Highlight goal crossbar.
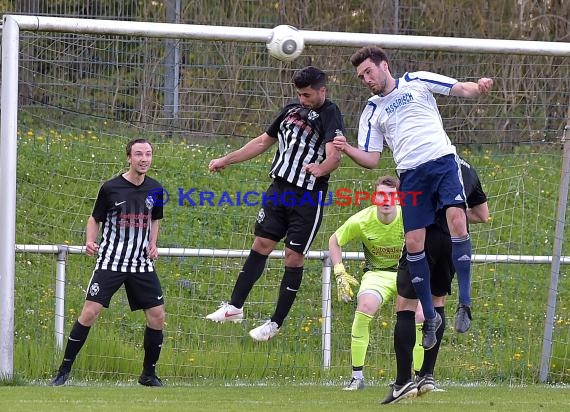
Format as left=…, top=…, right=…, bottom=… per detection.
left=3, top=15, right=570, bottom=55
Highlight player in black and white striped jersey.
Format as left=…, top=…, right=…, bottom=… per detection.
left=94, top=174, right=162, bottom=273
left=50, top=138, right=166, bottom=387
left=206, top=66, right=345, bottom=341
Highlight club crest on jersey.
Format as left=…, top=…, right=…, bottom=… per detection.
left=89, top=282, right=100, bottom=296
left=145, top=196, right=153, bottom=210
left=256, top=208, right=265, bottom=223
left=307, top=110, right=319, bottom=121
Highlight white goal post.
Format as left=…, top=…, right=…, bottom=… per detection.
left=2, top=15, right=570, bottom=382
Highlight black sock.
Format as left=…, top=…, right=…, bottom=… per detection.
left=143, top=326, right=163, bottom=376
left=60, top=320, right=90, bottom=372
left=420, top=306, right=445, bottom=376
left=270, top=266, right=303, bottom=327
left=230, top=249, right=268, bottom=308
left=394, top=310, right=415, bottom=385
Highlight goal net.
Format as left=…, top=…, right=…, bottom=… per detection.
left=2, top=16, right=570, bottom=385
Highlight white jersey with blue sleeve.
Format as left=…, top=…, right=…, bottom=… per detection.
left=357, top=71, right=459, bottom=171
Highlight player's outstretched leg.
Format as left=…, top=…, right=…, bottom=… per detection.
left=50, top=320, right=91, bottom=386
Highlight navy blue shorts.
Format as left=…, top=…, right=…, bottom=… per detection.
left=399, top=154, right=466, bottom=233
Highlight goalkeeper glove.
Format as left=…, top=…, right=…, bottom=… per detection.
left=334, top=263, right=359, bottom=303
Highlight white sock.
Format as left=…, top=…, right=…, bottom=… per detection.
left=352, top=370, right=364, bottom=379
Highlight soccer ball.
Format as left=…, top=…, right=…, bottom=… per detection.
left=266, top=25, right=304, bottom=62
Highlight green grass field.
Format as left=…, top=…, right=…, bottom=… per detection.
left=6, top=112, right=570, bottom=397
left=1, top=384, right=569, bottom=412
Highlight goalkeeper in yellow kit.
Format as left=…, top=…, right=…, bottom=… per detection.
left=329, top=175, right=415, bottom=390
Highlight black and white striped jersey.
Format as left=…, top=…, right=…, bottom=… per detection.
left=266, top=99, right=345, bottom=191
left=91, top=174, right=163, bottom=272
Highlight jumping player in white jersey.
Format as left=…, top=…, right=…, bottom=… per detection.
left=333, top=47, right=493, bottom=360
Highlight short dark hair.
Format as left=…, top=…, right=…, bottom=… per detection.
left=292, top=66, right=327, bottom=89
left=126, top=138, right=153, bottom=156
left=350, top=46, right=390, bottom=68
left=375, top=175, right=400, bottom=190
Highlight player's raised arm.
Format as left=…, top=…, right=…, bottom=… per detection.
left=208, top=132, right=276, bottom=172
left=450, top=78, right=493, bottom=98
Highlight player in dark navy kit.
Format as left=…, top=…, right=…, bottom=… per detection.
left=382, top=158, right=489, bottom=403
left=206, top=66, right=344, bottom=341
left=50, top=138, right=166, bottom=387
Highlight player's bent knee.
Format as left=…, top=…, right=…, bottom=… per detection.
left=284, top=249, right=304, bottom=266
left=145, top=305, right=166, bottom=328
left=396, top=296, right=419, bottom=312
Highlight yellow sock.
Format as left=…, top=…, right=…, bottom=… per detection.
left=413, top=322, right=424, bottom=373
left=351, top=311, right=373, bottom=368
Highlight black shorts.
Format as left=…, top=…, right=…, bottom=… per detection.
left=85, top=269, right=164, bottom=311
left=397, top=224, right=454, bottom=299
left=254, top=178, right=326, bottom=254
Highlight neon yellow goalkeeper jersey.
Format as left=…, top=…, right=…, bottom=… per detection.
left=334, top=205, right=404, bottom=271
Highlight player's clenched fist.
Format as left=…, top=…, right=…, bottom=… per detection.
left=477, top=78, right=493, bottom=94
left=332, top=135, right=348, bottom=152
left=85, top=241, right=99, bottom=256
